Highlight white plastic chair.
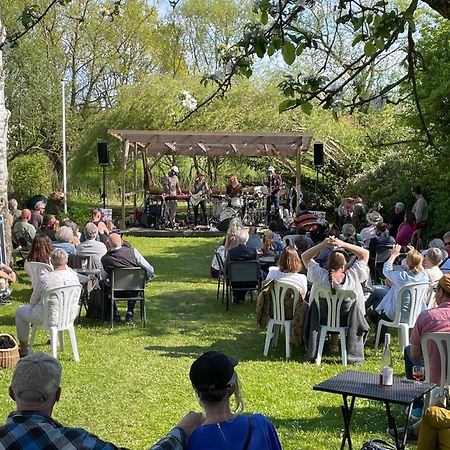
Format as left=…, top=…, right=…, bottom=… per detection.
left=313, top=288, right=357, bottom=366
left=29, top=284, right=82, bottom=362
left=421, top=332, right=450, bottom=407
left=374, top=282, right=430, bottom=351
left=25, top=261, right=53, bottom=288
left=263, top=280, right=301, bottom=359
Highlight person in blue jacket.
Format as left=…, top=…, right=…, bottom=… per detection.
left=186, top=351, right=282, bottom=450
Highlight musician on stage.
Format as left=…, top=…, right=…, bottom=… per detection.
left=267, top=165, right=282, bottom=221
left=162, top=165, right=182, bottom=226
left=191, top=172, right=210, bottom=226
left=226, top=175, right=242, bottom=201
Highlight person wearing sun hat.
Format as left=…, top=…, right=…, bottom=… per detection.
left=186, top=350, right=282, bottom=450
left=0, top=352, right=204, bottom=450
left=360, top=210, right=383, bottom=246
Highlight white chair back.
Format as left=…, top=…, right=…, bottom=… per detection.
left=313, top=288, right=356, bottom=332
left=391, top=282, right=430, bottom=328
left=263, top=279, right=302, bottom=359
left=29, top=284, right=82, bottom=362
left=374, top=282, right=431, bottom=351
left=270, top=280, right=301, bottom=322
left=25, top=261, right=53, bottom=288
left=421, top=332, right=450, bottom=387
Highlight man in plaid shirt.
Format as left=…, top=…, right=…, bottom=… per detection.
left=0, top=353, right=203, bottom=449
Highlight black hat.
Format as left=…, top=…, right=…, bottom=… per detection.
left=189, top=351, right=238, bottom=393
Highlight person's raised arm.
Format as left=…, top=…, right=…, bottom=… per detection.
left=335, top=238, right=370, bottom=264
left=301, top=237, right=332, bottom=268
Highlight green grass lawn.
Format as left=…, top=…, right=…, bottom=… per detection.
left=0, top=237, right=413, bottom=449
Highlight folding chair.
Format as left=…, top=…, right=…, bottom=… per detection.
left=29, top=284, right=82, bottom=362
left=370, top=245, right=394, bottom=284
left=25, top=261, right=53, bottom=288
left=110, top=268, right=147, bottom=329
left=225, top=260, right=261, bottom=311
left=215, top=251, right=226, bottom=304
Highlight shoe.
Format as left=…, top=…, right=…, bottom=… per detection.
left=125, top=312, right=134, bottom=325
left=113, top=314, right=121, bottom=323
left=387, top=425, right=418, bottom=443
left=0, top=298, right=11, bottom=306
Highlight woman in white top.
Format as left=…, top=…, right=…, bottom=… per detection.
left=265, top=247, right=307, bottom=299
left=301, top=236, right=370, bottom=352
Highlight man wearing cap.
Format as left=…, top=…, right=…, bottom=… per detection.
left=163, top=166, right=182, bottom=227
left=0, top=352, right=204, bottom=449
left=360, top=210, right=383, bottom=247
left=404, top=274, right=450, bottom=385
left=388, top=202, right=405, bottom=239
left=266, top=166, right=282, bottom=222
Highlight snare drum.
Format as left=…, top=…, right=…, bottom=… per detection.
left=230, top=197, right=243, bottom=208
left=219, top=207, right=237, bottom=222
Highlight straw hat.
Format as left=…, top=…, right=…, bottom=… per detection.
left=366, top=210, right=383, bottom=225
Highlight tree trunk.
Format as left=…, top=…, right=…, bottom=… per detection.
left=0, top=21, right=12, bottom=264
left=422, top=0, right=450, bottom=19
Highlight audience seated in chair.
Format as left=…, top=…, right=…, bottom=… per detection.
left=387, top=202, right=405, bottom=239
left=0, top=262, right=16, bottom=305
left=30, top=201, right=46, bottom=230
left=339, top=223, right=364, bottom=247
left=15, top=249, right=81, bottom=357
left=0, top=352, right=203, bottom=450
left=368, top=222, right=395, bottom=258
left=224, top=228, right=257, bottom=304
left=101, top=233, right=154, bottom=324
left=396, top=211, right=416, bottom=248
left=366, top=245, right=430, bottom=344
left=301, top=236, right=370, bottom=363
left=424, top=248, right=445, bottom=286
left=12, top=209, right=36, bottom=250
left=185, top=351, right=282, bottom=450
left=52, top=226, right=76, bottom=256
left=76, top=222, right=107, bottom=270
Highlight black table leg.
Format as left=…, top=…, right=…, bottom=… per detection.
left=340, top=394, right=355, bottom=450
left=385, top=401, right=412, bottom=450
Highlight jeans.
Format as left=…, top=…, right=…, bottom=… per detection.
left=267, top=194, right=280, bottom=220
left=365, top=284, right=389, bottom=311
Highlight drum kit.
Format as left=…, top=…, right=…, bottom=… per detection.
left=210, top=185, right=268, bottom=229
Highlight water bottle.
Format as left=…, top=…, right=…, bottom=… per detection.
left=380, top=333, right=393, bottom=386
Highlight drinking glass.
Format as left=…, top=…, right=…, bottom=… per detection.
left=412, top=366, right=425, bottom=382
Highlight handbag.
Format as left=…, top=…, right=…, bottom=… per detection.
left=360, top=439, right=396, bottom=450
left=242, top=415, right=253, bottom=450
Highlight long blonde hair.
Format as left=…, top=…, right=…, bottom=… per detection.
left=405, top=245, right=423, bottom=274
left=327, top=251, right=347, bottom=294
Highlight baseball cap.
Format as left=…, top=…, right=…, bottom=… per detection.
left=267, top=166, right=275, bottom=172
left=11, top=352, right=62, bottom=403
left=171, top=165, right=179, bottom=173
left=189, top=351, right=238, bottom=392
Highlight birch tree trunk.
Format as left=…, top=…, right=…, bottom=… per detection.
left=0, top=20, right=12, bottom=264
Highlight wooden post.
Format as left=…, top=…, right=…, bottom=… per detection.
left=295, top=144, right=301, bottom=213
left=121, top=140, right=130, bottom=230
left=133, top=144, right=137, bottom=210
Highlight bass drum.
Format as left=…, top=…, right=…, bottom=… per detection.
left=212, top=197, right=228, bottom=219
left=218, top=207, right=237, bottom=232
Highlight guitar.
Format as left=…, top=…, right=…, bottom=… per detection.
left=190, top=190, right=206, bottom=206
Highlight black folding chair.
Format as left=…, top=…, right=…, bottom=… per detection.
left=370, top=245, right=394, bottom=284
left=226, top=260, right=261, bottom=311
left=215, top=251, right=226, bottom=304
left=110, top=268, right=147, bottom=329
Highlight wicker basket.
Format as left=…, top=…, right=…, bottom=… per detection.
left=0, top=334, right=20, bottom=369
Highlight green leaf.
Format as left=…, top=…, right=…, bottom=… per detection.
left=375, top=38, right=385, bottom=49
left=272, top=36, right=283, bottom=50
left=278, top=99, right=296, bottom=113
left=267, top=44, right=275, bottom=57
left=300, top=101, right=313, bottom=115
left=281, top=41, right=296, bottom=65
left=364, top=41, right=376, bottom=57
left=254, top=37, right=266, bottom=58
left=352, top=34, right=364, bottom=46
left=261, top=10, right=268, bottom=25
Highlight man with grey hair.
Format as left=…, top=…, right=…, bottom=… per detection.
left=388, top=201, right=405, bottom=238
left=15, top=249, right=81, bottom=357
left=31, top=201, right=46, bottom=230
left=225, top=228, right=258, bottom=303
left=0, top=352, right=204, bottom=449
left=52, top=226, right=76, bottom=256
left=77, top=222, right=107, bottom=269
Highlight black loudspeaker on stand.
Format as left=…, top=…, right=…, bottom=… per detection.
left=313, top=142, right=324, bottom=166
left=97, top=141, right=109, bottom=208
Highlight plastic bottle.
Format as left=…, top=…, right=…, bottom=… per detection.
left=380, top=333, right=393, bottom=386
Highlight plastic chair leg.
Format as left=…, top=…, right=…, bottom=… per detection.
left=141, top=299, right=147, bottom=327
left=263, top=320, right=274, bottom=356
left=216, top=278, right=220, bottom=299
left=399, top=324, right=409, bottom=350
left=273, top=324, right=280, bottom=347
left=374, top=321, right=383, bottom=351
left=29, top=326, right=36, bottom=354
left=340, top=329, right=347, bottom=366
left=68, top=325, right=80, bottom=363
left=316, top=327, right=326, bottom=365
left=285, top=323, right=291, bottom=359
left=50, top=328, right=58, bottom=359
left=59, top=330, right=64, bottom=351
